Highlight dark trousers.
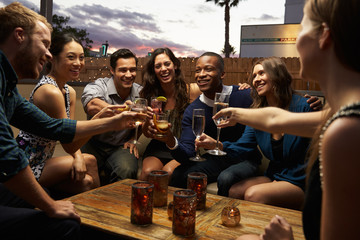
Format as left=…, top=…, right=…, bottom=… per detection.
left=0, top=184, right=81, bottom=240
left=169, top=153, right=258, bottom=191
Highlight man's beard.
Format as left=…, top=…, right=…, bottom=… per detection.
left=13, top=38, right=40, bottom=80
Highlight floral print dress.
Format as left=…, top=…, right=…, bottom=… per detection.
left=16, top=76, right=70, bottom=180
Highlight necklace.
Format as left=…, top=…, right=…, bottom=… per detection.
left=318, top=101, right=360, bottom=188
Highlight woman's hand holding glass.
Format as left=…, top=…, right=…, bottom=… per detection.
left=212, top=107, right=240, bottom=128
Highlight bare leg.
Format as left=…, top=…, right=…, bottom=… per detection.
left=139, top=156, right=164, bottom=180
left=162, top=159, right=180, bottom=178
left=244, top=181, right=304, bottom=210
left=229, top=176, right=271, bottom=199
left=39, top=153, right=100, bottom=194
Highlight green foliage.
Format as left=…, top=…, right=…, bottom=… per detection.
left=52, top=14, right=93, bottom=56
left=221, top=44, right=237, bottom=56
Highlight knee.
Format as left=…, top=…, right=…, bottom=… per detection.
left=80, top=175, right=98, bottom=191
left=244, top=186, right=268, bottom=204
left=228, top=184, right=246, bottom=199
left=84, top=154, right=98, bottom=171
left=139, top=167, right=153, bottom=181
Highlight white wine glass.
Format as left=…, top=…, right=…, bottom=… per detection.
left=189, top=108, right=206, bottom=162
left=129, top=98, right=148, bottom=144
left=207, top=93, right=230, bottom=156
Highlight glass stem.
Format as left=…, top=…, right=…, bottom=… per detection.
left=134, top=124, right=139, bottom=143
left=216, top=127, right=221, bottom=151
left=195, top=136, right=201, bottom=158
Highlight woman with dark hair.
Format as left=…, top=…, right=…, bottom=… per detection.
left=139, top=47, right=189, bottom=180
left=198, top=57, right=312, bottom=209
left=16, top=32, right=100, bottom=195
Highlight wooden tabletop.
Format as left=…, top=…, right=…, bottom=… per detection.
left=67, top=179, right=305, bottom=240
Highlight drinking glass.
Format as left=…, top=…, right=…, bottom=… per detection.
left=148, top=170, right=169, bottom=207
left=207, top=93, right=230, bottom=156
left=153, top=112, right=169, bottom=138
left=129, top=98, right=148, bottom=144
left=189, top=108, right=206, bottom=161
left=187, top=172, right=207, bottom=210
left=130, top=181, right=154, bottom=225
left=151, top=97, right=165, bottom=114
left=172, top=190, right=197, bottom=237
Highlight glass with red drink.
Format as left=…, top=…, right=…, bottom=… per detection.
left=187, top=172, right=207, bottom=210
left=148, top=170, right=169, bottom=207
left=172, top=189, right=197, bottom=237
left=130, top=181, right=154, bottom=225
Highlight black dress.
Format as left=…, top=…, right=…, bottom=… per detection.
left=302, top=102, right=360, bottom=240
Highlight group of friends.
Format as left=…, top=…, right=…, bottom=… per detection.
left=0, top=0, right=359, bottom=239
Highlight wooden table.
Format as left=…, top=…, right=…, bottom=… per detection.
left=67, top=179, right=305, bottom=239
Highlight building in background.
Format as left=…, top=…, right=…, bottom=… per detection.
left=239, top=0, right=304, bottom=58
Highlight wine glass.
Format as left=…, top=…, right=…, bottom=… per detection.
left=189, top=108, right=206, bottom=162
left=207, top=93, right=230, bottom=156
left=129, top=98, right=148, bottom=144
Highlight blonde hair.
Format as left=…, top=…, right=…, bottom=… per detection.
left=0, top=2, right=52, bottom=44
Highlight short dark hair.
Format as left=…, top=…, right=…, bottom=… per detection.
left=199, top=52, right=224, bottom=73
left=110, top=48, right=138, bottom=70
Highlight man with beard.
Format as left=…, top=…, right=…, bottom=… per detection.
left=0, top=3, right=145, bottom=239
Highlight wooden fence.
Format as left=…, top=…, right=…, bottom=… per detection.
left=76, top=57, right=320, bottom=91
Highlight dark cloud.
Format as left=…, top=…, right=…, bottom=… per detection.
left=50, top=3, right=200, bottom=56
left=0, top=0, right=205, bottom=57
left=0, top=0, right=38, bottom=11
left=248, top=13, right=280, bottom=22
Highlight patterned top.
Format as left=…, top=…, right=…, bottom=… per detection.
left=16, top=76, right=71, bottom=180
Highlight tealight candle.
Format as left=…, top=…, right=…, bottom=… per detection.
left=221, top=206, right=241, bottom=227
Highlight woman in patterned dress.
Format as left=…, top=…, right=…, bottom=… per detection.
left=17, top=33, right=100, bottom=195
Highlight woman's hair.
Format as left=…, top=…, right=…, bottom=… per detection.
left=140, top=47, right=189, bottom=116
left=46, top=33, right=83, bottom=71
left=0, top=2, right=52, bottom=44
left=50, top=33, right=82, bottom=57
left=304, top=0, right=360, bottom=178
left=304, top=0, right=360, bottom=73
left=248, top=57, right=294, bottom=109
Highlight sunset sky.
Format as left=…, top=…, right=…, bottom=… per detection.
left=1, top=0, right=287, bottom=57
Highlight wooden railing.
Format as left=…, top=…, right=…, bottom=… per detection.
left=69, top=57, right=321, bottom=91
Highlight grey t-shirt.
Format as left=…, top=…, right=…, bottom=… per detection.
left=81, top=77, right=143, bottom=146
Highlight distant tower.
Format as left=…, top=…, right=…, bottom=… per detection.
left=40, top=0, right=53, bottom=24
left=284, top=0, right=304, bottom=24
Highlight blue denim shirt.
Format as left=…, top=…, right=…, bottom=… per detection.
left=0, top=51, right=76, bottom=182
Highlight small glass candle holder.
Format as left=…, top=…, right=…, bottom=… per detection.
left=167, top=201, right=174, bottom=220
left=148, top=170, right=169, bottom=207
left=130, top=181, right=154, bottom=225
left=221, top=206, right=241, bottom=227
left=187, top=172, right=207, bottom=210
left=172, top=190, right=197, bottom=237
